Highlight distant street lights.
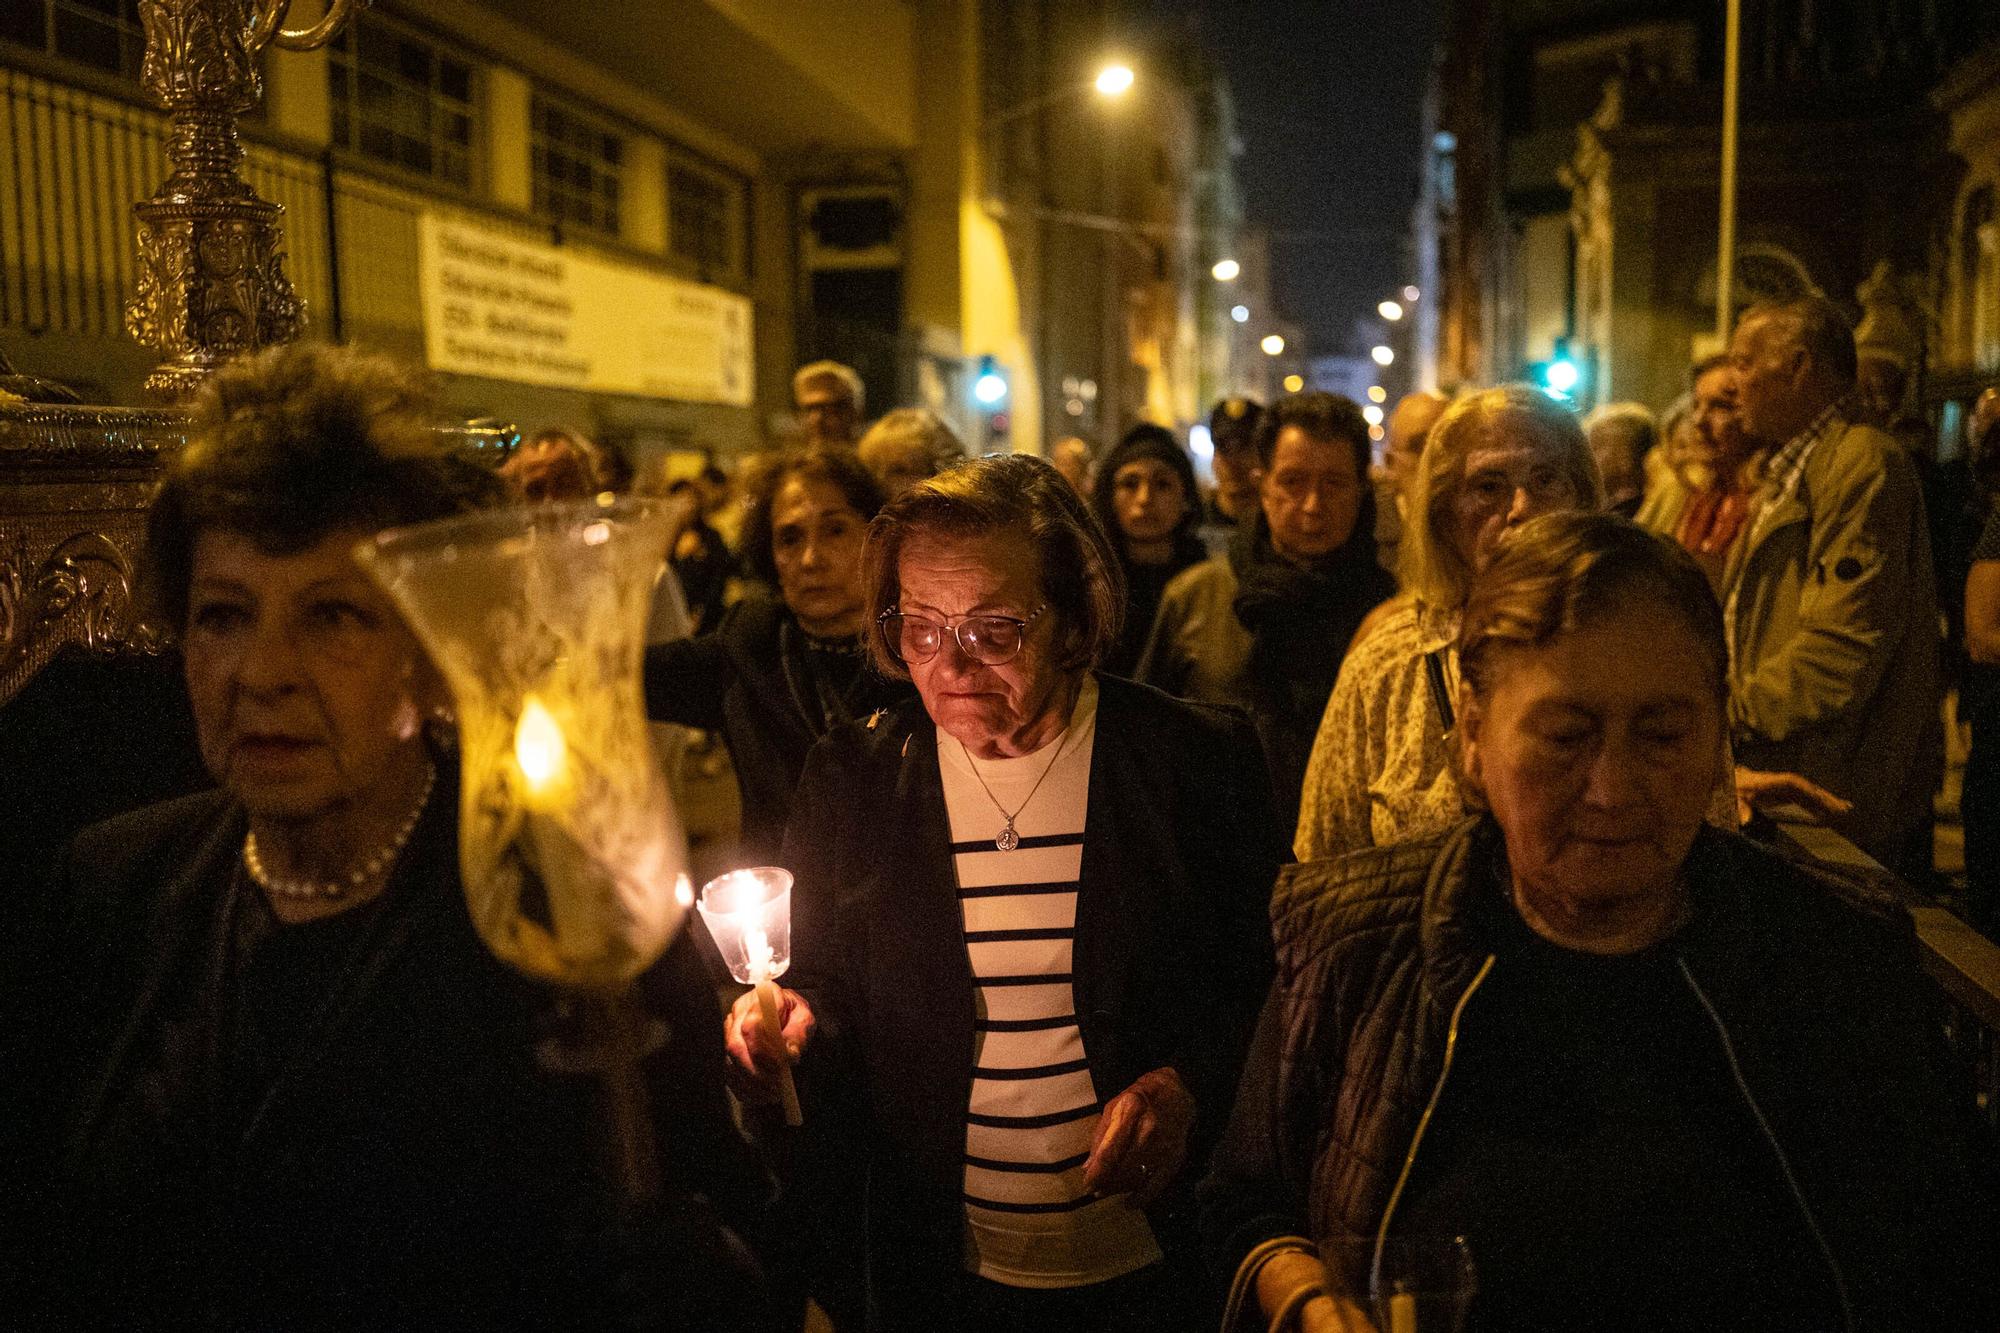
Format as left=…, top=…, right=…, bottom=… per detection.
left=1283, top=374, right=1304, bottom=392
left=1231, top=305, right=1250, bottom=323
left=1211, top=258, right=1241, bottom=282
left=1262, top=334, right=1286, bottom=356
left=1371, top=344, right=1395, bottom=366
left=1377, top=300, right=1404, bottom=321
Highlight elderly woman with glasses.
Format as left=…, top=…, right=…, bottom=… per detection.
left=725, top=454, right=1286, bottom=1331
left=1295, top=386, right=1603, bottom=860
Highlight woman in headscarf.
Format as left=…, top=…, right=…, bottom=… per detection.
left=1090, top=424, right=1208, bottom=677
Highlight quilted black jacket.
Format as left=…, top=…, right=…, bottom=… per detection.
left=1198, top=816, right=1998, bottom=1331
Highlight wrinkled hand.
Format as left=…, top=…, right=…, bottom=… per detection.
left=1735, top=766, right=1854, bottom=827
left=1080, top=1066, right=1193, bottom=1206
left=1258, top=1250, right=1380, bottom=1333
left=723, top=986, right=814, bottom=1102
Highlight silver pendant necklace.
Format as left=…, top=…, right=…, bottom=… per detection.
left=959, top=729, right=1070, bottom=851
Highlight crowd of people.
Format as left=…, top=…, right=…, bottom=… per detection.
left=6, top=295, right=2000, bottom=1331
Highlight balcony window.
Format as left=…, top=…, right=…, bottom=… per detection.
left=668, top=155, right=742, bottom=280
left=328, top=14, right=474, bottom=188
left=531, top=95, right=621, bottom=236
left=2, top=0, right=148, bottom=83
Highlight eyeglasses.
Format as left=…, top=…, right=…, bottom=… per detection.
left=878, top=604, right=1047, bottom=666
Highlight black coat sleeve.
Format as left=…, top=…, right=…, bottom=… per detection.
left=643, top=597, right=780, bottom=733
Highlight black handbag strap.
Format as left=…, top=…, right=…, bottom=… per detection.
left=1422, top=649, right=1456, bottom=736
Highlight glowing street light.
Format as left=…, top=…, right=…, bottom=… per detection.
left=1402, top=285, right=1421, bottom=302
left=1095, top=63, right=1135, bottom=97
left=1363, top=404, right=1385, bottom=426
left=1282, top=374, right=1304, bottom=393
left=1367, top=386, right=1387, bottom=403
left=1261, top=334, right=1286, bottom=356
left=1371, top=344, right=1395, bottom=366
left=1231, top=304, right=1250, bottom=323
left=1211, top=258, right=1241, bottom=282
left=1378, top=300, right=1405, bottom=321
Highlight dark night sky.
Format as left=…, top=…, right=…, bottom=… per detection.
left=1142, top=0, right=1445, bottom=357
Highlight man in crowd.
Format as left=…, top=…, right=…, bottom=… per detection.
left=1372, top=390, right=1448, bottom=578
left=1656, top=356, right=1773, bottom=592
left=792, top=360, right=864, bottom=449
left=1582, top=402, right=1657, bottom=519
left=1205, top=396, right=1264, bottom=528
left=1140, top=393, right=1393, bottom=829
left=1723, top=295, right=1942, bottom=881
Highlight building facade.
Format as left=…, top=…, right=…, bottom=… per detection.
left=1429, top=0, right=2000, bottom=434
left=0, top=0, right=1251, bottom=468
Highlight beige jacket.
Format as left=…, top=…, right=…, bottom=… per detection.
left=1722, top=417, right=1941, bottom=870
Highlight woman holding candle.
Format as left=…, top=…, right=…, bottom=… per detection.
left=727, top=453, right=1287, bottom=1331
left=1200, top=514, right=1996, bottom=1332
left=14, top=345, right=774, bottom=1329
left=645, top=448, right=912, bottom=864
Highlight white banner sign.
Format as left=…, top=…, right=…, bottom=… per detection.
left=417, top=213, right=754, bottom=406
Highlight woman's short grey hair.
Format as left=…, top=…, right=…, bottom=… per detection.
left=857, top=407, right=965, bottom=479
left=861, top=453, right=1124, bottom=679
left=792, top=359, right=865, bottom=412
left=1399, top=385, right=1604, bottom=612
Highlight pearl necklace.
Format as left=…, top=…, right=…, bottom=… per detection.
left=243, top=762, right=437, bottom=901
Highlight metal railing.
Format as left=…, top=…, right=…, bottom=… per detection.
left=0, top=66, right=332, bottom=342
left=0, top=59, right=741, bottom=361
left=1776, top=818, right=2000, bottom=1136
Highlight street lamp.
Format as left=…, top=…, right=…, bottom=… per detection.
left=1402, top=285, right=1421, bottom=303
left=1371, top=344, right=1395, bottom=366
left=1095, top=63, right=1135, bottom=97
left=1282, top=374, right=1304, bottom=392
left=1378, top=300, right=1404, bottom=321
left=1262, top=334, right=1286, bottom=356
left=987, top=61, right=1136, bottom=129
left=1212, top=258, right=1241, bottom=282
left=1367, top=385, right=1387, bottom=403
left=1363, top=404, right=1385, bottom=426
left=1231, top=304, right=1250, bottom=323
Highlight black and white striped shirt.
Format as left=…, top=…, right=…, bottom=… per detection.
left=937, top=679, right=1161, bottom=1288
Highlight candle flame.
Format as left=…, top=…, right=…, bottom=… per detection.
left=674, top=872, right=694, bottom=909
left=514, top=696, right=567, bottom=791
left=745, top=924, right=774, bottom=983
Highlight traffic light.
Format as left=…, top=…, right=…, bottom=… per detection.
left=1531, top=337, right=1584, bottom=403
left=972, top=355, right=1010, bottom=447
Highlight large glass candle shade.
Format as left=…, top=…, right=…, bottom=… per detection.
left=355, top=497, right=689, bottom=991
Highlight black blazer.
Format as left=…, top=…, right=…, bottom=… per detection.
left=645, top=596, right=913, bottom=863
left=778, top=673, right=1286, bottom=1329
left=14, top=783, right=774, bottom=1330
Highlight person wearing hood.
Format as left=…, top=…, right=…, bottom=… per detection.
left=1091, top=424, right=1210, bottom=678
left=1138, top=392, right=1394, bottom=829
